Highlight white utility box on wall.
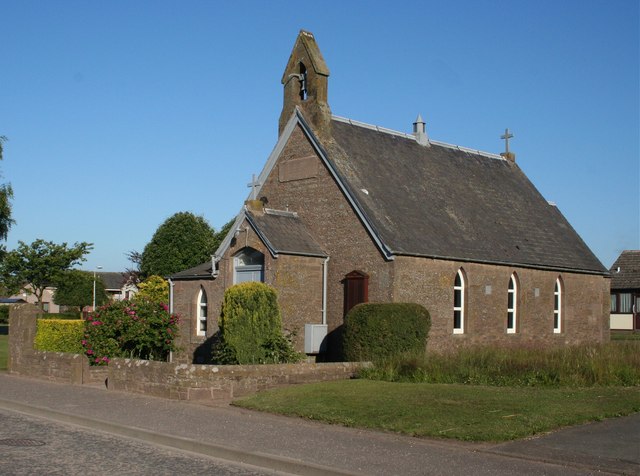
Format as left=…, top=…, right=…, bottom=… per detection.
left=304, top=324, right=328, bottom=354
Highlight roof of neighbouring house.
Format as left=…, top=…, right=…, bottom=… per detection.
left=610, top=250, right=640, bottom=289
left=0, top=298, right=27, bottom=304
left=96, top=272, right=132, bottom=291
left=246, top=209, right=327, bottom=258
left=313, top=115, right=607, bottom=274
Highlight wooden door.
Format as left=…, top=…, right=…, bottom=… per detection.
left=343, top=271, right=369, bottom=317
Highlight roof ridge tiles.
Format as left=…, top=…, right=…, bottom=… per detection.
left=264, top=208, right=298, bottom=218
left=331, top=114, right=505, bottom=161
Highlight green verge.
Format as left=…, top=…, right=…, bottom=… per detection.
left=233, top=380, right=640, bottom=442
left=611, top=331, right=640, bottom=341
left=0, top=333, right=8, bottom=371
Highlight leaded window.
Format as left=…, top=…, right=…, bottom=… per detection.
left=197, top=289, right=207, bottom=336
left=453, top=269, right=465, bottom=334
left=507, top=274, right=517, bottom=334
left=553, top=278, right=562, bottom=333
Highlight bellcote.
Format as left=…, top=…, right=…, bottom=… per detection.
left=279, top=30, right=332, bottom=137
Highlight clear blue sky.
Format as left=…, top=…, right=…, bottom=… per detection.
left=1, top=0, right=638, bottom=272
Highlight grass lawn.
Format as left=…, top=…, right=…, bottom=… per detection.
left=0, top=333, right=8, bottom=371
left=233, top=380, right=640, bottom=442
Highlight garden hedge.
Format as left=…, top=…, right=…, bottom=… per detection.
left=0, top=306, right=8, bottom=324
left=34, top=319, right=84, bottom=353
left=343, top=303, right=431, bottom=362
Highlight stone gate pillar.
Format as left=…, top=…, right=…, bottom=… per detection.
left=8, top=303, right=38, bottom=373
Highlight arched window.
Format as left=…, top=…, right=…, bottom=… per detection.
left=553, top=277, right=562, bottom=334
left=234, top=248, right=264, bottom=284
left=507, top=273, right=518, bottom=333
left=453, top=269, right=465, bottom=334
left=197, top=288, right=207, bottom=337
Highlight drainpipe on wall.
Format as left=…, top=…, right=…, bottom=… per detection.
left=168, top=278, right=175, bottom=363
left=322, top=257, right=330, bottom=325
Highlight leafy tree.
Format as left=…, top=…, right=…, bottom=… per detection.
left=139, top=212, right=217, bottom=277
left=53, top=269, right=109, bottom=315
left=212, top=218, right=235, bottom=251
left=0, top=239, right=93, bottom=310
left=0, top=136, right=14, bottom=241
left=134, top=275, right=169, bottom=304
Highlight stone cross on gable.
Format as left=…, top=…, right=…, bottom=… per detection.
left=247, top=174, right=261, bottom=200
left=501, top=128, right=514, bottom=154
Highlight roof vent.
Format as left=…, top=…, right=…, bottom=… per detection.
left=413, top=114, right=430, bottom=146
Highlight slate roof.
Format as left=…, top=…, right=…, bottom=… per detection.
left=610, top=251, right=640, bottom=289
left=319, top=116, right=606, bottom=274
left=171, top=209, right=326, bottom=280
left=97, top=272, right=129, bottom=291
left=246, top=209, right=327, bottom=258
left=170, top=261, right=213, bottom=280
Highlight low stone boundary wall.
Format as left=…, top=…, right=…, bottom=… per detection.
left=8, top=304, right=108, bottom=386
left=9, top=304, right=368, bottom=402
left=108, top=359, right=368, bottom=403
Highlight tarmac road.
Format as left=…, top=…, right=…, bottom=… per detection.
left=0, top=409, right=278, bottom=476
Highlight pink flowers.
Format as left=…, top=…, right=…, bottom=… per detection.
left=83, top=299, right=180, bottom=365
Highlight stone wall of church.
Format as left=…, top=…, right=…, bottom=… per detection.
left=393, top=256, right=610, bottom=352
left=171, top=220, right=325, bottom=362
left=171, top=278, right=221, bottom=364
left=258, top=124, right=394, bottom=356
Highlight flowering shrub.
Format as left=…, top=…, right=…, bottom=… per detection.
left=83, top=300, right=179, bottom=365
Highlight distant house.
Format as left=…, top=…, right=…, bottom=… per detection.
left=610, top=251, right=640, bottom=331
left=97, top=272, right=138, bottom=301
left=5, top=272, right=138, bottom=315
left=9, top=285, right=61, bottom=313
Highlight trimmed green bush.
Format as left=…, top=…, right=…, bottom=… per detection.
left=343, top=303, right=431, bottom=362
left=216, top=282, right=301, bottom=364
left=39, top=312, right=83, bottom=320
left=35, top=319, right=84, bottom=353
left=0, top=306, right=8, bottom=324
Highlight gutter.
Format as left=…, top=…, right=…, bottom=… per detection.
left=168, top=278, right=175, bottom=363
left=322, top=256, right=330, bottom=325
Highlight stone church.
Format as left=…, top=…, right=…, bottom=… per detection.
left=170, top=30, right=609, bottom=362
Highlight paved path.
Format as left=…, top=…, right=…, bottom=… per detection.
left=0, top=374, right=637, bottom=475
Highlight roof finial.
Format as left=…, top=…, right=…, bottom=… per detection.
left=413, top=114, right=430, bottom=146
left=501, top=128, right=513, bottom=154
left=247, top=174, right=261, bottom=200
left=500, top=128, right=516, bottom=162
